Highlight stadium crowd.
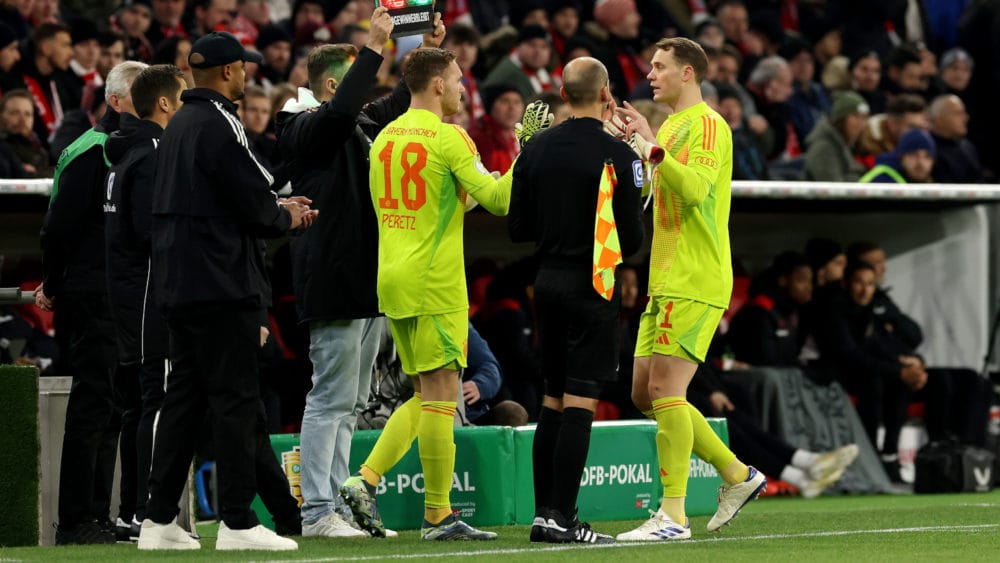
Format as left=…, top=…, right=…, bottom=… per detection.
left=0, top=0, right=997, bottom=550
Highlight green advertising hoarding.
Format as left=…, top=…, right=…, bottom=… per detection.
left=253, top=419, right=727, bottom=530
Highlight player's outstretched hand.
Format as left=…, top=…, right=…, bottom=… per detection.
left=422, top=11, right=446, bottom=48
left=515, top=100, right=554, bottom=147
left=367, top=6, right=394, bottom=53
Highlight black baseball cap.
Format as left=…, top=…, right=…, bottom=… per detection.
left=189, top=31, right=263, bottom=69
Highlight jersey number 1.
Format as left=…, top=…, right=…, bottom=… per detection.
left=378, top=141, right=427, bottom=211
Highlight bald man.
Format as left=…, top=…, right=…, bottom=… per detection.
left=509, top=57, right=644, bottom=544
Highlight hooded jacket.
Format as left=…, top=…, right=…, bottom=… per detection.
left=104, top=113, right=164, bottom=363
left=275, top=46, right=410, bottom=323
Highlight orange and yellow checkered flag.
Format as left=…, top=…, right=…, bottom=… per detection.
left=593, top=160, right=622, bottom=300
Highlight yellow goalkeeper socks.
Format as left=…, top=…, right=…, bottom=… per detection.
left=652, top=396, right=692, bottom=498
left=361, top=392, right=422, bottom=485
left=419, top=400, right=457, bottom=515
left=688, top=404, right=740, bottom=482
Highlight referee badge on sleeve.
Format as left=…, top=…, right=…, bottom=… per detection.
left=632, top=160, right=644, bottom=188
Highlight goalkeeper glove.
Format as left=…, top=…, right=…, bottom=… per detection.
left=603, top=113, right=630, bottom=141
left=630, top=134, right=664, bottom=165
left=515, top=100, right=554, bottom=147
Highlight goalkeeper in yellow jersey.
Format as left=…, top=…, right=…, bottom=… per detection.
left=339, top=48, right=538, bottom=541
left=611, top=37, right=765, bottom=542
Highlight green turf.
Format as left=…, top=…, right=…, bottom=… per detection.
left=2, top=490, right=998, bottom=561
left=0, top=365, right=39, bottom=547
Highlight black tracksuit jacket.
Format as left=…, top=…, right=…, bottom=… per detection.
left=152, top=88, right=291, bottom=317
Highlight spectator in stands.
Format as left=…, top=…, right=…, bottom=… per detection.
left=884, top=44, right=929, bottom=100
left=802, top=16, right=840, bottom=81
left=463, top=324, right=529, bottom=426
left=746, top=55, right=798, bottom=163
left=30, top=0, right=60, bottom=25
left=146, top=0, right=189, bottom=48
left=695, top=18, right=725, bottom=51
left=484, top=24, right=558, bottom=102
left=97, top=32, right=127, bottom=81
left=150, top=36, right=193, bottom=86
left=0, top=89, right=54, bottom=177
left=468, top=83, right=522, bottom=174
left=716, top=84, right=768, bottom=180
left=583, top=0, right=646, bottom=102
left=857, top=93, right=928, bottom=161
left=715, top=44, right=766, bottom=135
left=860, top=128, right=936, bottom=184
left=716, top=0, right=750, bottom=56
left=547, top=0, right=580, bottom=63
left=0, top=21, right=20, bottom=73
left=746, top=9, right=785, bottom=58
left=255, top=25, right=293, bottom=88
left=509, top=0, right=548, bottom=29
left=69, top=19, right=102, bottom=101
left=0, top=23, right=78, bottom=149
left=727, top=251, right=812, bottom=367
left=688, top=363, right=858, bottom=498
left=239, top=84, right=280, bottom=177
left=441, top=23, right=483, bottom=121
left=849, top=51, right=886, bottom=115
left=780, top=37, right=830, bottom=150
left=191, top=0, right=237, bottom=37
left=115, top=0, right=155, bottom=61
left=938, top=47, right=972, bottom=104
left=928, top=94, right=984, bottom=183
left=803, top=90, right=869, bottom=181
left=805, top=237, right=846, bottom=290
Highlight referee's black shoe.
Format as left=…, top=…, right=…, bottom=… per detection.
left=534, top=508, right=614, bottom=544
left=55, top=520, right=116, bottom=545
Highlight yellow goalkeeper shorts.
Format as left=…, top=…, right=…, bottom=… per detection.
left=634, top=296, right=724, bottom=363
left=387, top=311, right=468, bottom=375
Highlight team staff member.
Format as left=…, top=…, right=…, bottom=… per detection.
left=138, top=32, right=313, bottom=552
left=104, top=63, right=184, bottom=540
left=509, top=57, right=644, bottom=545
left=615, top=37, right=765, bottom=542
left=37, top=60, right=145, bottom=546
left=339, top=48, right=511, bottom=542
left=276, top=8, right=446, bottom=539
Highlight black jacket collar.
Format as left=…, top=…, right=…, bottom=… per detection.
left=181, top=87, right=239, bottom=113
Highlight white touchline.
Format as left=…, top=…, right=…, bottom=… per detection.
left=252, top=523, right=1000, bottom=563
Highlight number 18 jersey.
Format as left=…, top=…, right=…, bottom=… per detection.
left=370, top=108, right=512, bottom=318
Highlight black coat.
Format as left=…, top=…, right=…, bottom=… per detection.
left=104, top=114, right=163, bottom=363
left=152, top=88, right=291, bottom=316
left=275, top=46, right=410, bottom=322
left=727, top=290, right=803, bottom=367
left=39, top=108, right=119, bottom=299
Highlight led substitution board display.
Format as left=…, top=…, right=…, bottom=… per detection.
left=376, top=0, right=435, bottom=37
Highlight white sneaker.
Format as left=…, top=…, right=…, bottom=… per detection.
left=137, top=518, right=201, bottom=550
left=303, top=513, right=369, bottom=538
left=216, top=522, right=298, bottom=551
left=707, top=466, right=767, bottom=532
left=808, top=444, right=860, bottom=481
left=384, top=528, right=398, bottom=538
left=616, top=509, right=691, bottom=541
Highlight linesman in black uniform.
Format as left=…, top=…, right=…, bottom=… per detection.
left=509, top=56, right=645, bottom=545
left=138, top=32, right=314, bottom=552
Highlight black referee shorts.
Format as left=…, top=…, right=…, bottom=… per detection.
left=534, top=265, right=620, bottom=400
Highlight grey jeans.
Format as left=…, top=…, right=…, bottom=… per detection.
left=299, top=317, right=382, bottom=523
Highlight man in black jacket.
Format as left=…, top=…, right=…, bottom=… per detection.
left=36, top=60, right=146, bottom=546
left=104, top=63, right=185, bottom=540
left=509, top=56, right=644, bottom=544
left=275, top=9, right=446, bottom=539
left=139, top=32, right=313, bottom=552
